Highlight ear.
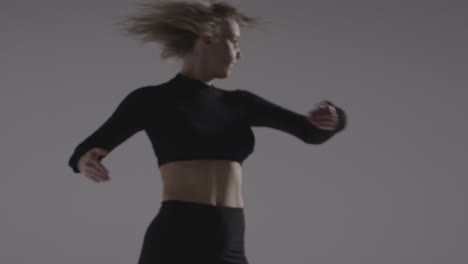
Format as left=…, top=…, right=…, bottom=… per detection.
left=199, top=35, right=213, bottom=45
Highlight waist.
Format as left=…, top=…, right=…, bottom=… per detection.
left=162, top=195, right=244, bottom=208
left=160, top=159, right=244, bottom=208
left=161, top=199, right=245, bottom=211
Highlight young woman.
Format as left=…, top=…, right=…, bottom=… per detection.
left=67, top=1, right=347, bottom=263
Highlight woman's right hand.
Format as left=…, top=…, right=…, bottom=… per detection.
left=77, top=147, right=110, bottom=183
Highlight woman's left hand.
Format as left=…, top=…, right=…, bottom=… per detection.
left=306, top=100, right=339, bottom=130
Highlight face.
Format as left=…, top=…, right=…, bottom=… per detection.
left=202, top=18, right=241, bottom=78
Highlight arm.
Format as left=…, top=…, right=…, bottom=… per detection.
left=236, top=89, right=347, bottom=144
left=67, top=88, right=146, bottom=173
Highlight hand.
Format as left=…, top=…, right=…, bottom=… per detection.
left=77, top=147, right=110, bottom=183
left=307, top=100, right=339, bottom=130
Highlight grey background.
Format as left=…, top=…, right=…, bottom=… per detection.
left=1, top=0, right=467, bottom=263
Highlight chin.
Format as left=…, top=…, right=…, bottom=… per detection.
left=218, top=70, right=230, bottom=78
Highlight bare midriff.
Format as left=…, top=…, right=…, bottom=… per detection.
left=159, top=160, right=244, bottom=208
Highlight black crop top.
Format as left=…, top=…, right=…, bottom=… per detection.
left=68, top=73, right=347, bottom=173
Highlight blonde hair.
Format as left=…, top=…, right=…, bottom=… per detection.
left=116, top=0, right=269, bottom=63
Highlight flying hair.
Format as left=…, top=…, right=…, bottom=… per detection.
left=116, top=0, right=269, bottom=63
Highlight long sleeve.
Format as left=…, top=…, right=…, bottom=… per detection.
left=236, top=89, right=347, bottom=144
left=67, top=88, right=146, bottom=173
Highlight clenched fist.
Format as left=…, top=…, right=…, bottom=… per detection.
left=307, top=100, right=340, bottom=130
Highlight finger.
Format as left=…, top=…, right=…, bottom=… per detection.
left=309, top=115, right=334, bottom=121
left=316, top=100, right=334, bottom=106
left=309, top=108, right=329, bottom=117
left=312, top=106, right=337, bottom=120
left=310, top=118, right=331, bottom=125
left=84, top=169, right=103, bottom=182
left=310, top=116, right=338, bottom=125
left=317, top=120, right=338, bottom=127
left=90, top=162, right=109, bottom=178
left=312, top=107, right=329, bottom=113
left=85, top=166, right=107, bottom=181
left=307, top=117, right=321, bottom=127
left=314, top=103, right=326, bottom=108
left=316, top=121, right=338, bottom=130
left=308, top=118, right=335, bottom=128
left=83, top=159, right=108, bottom=177
left=314, top=103, right=328, bottom=110
left=327, top=104, right=338, bottom=116
left=309, top=112, right=337, bottom=121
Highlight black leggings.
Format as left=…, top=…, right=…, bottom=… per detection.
left=137, top=199, right=249, bottom=264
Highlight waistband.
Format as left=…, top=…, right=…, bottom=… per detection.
left=161, top=199, right=244, bottom=212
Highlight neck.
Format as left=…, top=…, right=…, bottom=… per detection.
left=180, top=60, right=214, bottom=85
left=179, top=70, right=214, bottom=86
